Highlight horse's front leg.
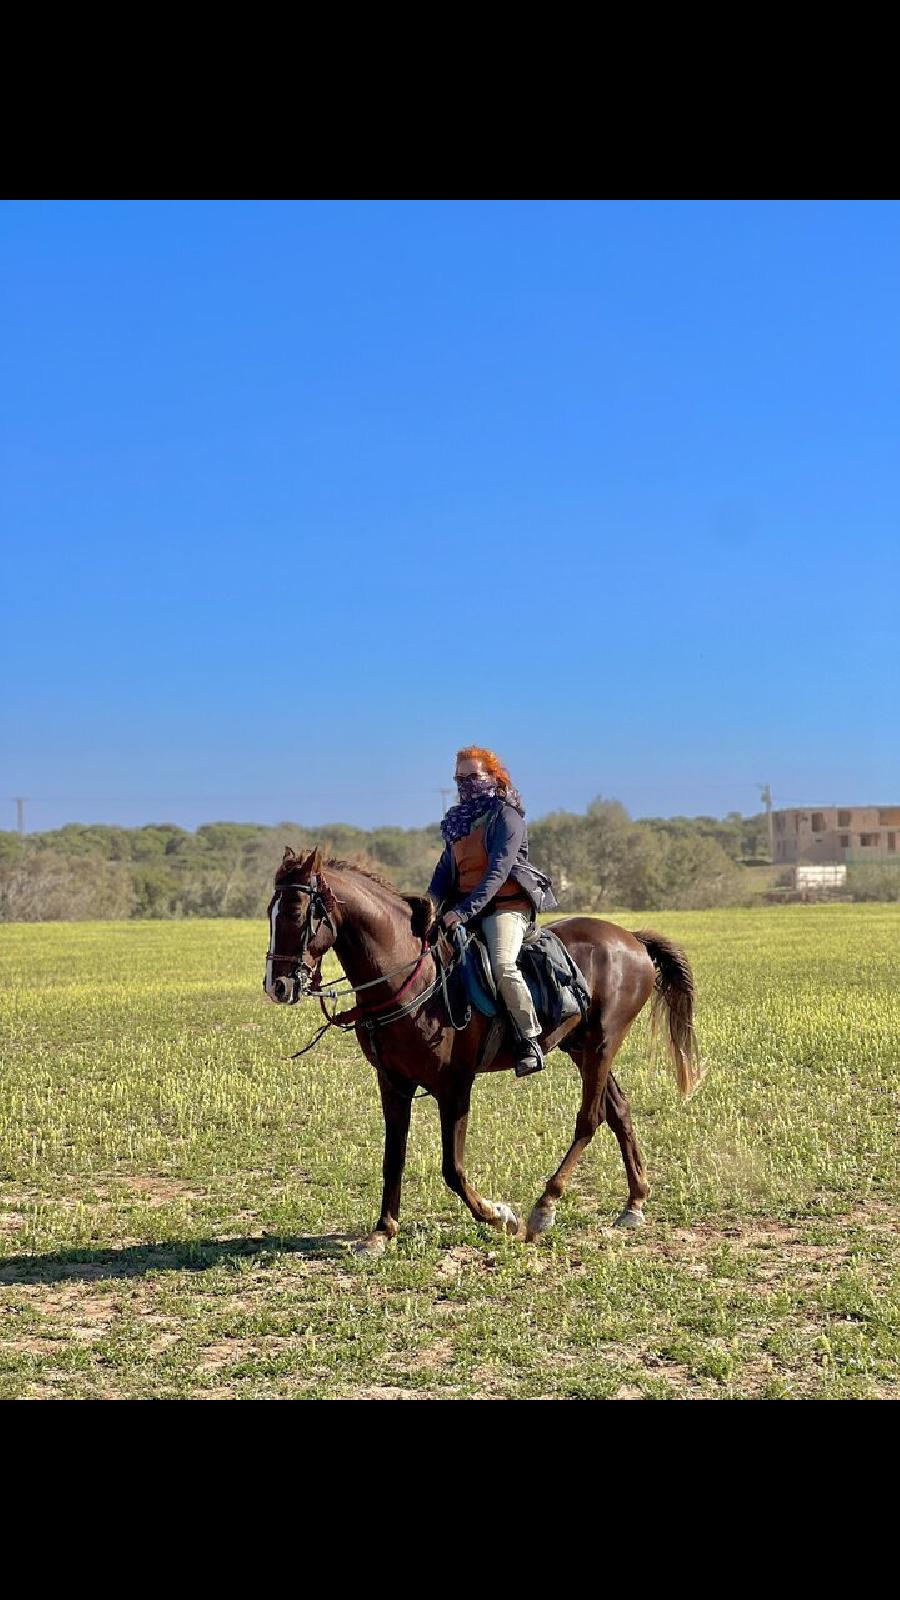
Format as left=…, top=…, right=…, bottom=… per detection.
left=355, top=1068, right=414, bottom=1258
left=438, top=1075, right=521, bottom=1238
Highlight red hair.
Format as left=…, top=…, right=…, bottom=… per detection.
left=456, top=746, right=513, bottom=794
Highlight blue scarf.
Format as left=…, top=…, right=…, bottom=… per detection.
left=440, top=777, right=524, bottom=845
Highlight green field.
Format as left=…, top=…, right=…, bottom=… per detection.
left=1, top=905, right=898, bottom=1399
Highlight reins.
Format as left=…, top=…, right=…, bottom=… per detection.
left=313, top=942, right=435, bottom=1029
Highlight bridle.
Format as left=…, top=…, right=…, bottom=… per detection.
left=267, top=873, right=443, bottom=1013
left=265, top=876, right=339, bottom=1000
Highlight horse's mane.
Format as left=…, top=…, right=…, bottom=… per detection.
left=325, top=858, right=401, bottom=894
left=325, top=858, right=434, bottom=938
left=275, top=853, right=433, bottom=937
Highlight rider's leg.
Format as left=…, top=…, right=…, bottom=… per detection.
left=480, top=909, right=544, bottom=1075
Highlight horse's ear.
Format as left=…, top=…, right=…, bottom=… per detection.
left=309, top=846, right=323, bottom=875
left=284, top=847, right=317, bottom=877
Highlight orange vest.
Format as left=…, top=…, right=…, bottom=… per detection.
left=450, top=821, right=532, bottom=914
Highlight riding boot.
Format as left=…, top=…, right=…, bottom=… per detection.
left=514, top=1037, right=545, bottom=1078
left=507, top=1012, right=544, bottom=1077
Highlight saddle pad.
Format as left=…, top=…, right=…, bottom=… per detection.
left=460, top=937, right=502, bottom=1018
left=458, top=925, right=590, bottom=1033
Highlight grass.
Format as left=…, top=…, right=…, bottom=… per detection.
left=1, top=904, right=898, bottom=1399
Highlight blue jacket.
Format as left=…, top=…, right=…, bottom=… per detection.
left=428, top=800, right=559, bottom=925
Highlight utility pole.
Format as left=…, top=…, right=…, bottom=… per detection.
left=12, top=797, right=29, bottom=835
left=758, top=783, right=774, bottom=862
left=438, top=788, right=452, bottom=817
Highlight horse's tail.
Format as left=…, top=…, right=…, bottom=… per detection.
left=631, top=930, right=703, bottom=1098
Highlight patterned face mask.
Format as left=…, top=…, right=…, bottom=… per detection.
left=441, top=775, right=500, bottom=844
left=456, top=774, right=497, bottom=804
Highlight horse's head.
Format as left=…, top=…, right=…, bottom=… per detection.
left=264, top=846, right=341, bottom=1004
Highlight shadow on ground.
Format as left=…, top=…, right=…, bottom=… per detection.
left=0, top=1232, right=358, bottom=1285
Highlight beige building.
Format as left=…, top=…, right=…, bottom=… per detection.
left=773, top=806, right=900, bottom=864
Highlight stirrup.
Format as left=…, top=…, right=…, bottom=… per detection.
left=514, top=1040, right=544, bottom=1078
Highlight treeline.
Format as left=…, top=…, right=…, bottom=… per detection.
left=0, top=800, right=772, bottom=922
left=532, top=800, right=766, bottom=911
left=0, top=820, right=444, bottom=922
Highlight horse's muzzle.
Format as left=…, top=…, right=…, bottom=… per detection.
left=266, top=974, right=300, bottom=1004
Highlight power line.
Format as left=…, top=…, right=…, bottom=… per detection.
left=5, top=789, right=456, bottom=803
left=7, top=779, right=781, bottom=803
left=9, top=781, right=829, bottom=836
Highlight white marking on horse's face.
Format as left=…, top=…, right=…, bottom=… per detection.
left=265, top=894, right=281, bottom=998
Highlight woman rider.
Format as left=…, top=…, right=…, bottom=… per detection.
left=428, top=746, right=559, bottom=1077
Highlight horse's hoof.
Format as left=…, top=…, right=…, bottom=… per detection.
left=489, top=1201, right=521, bottom=1237
left=614, top=1208, right=646, bottom=1229
left=354, top=1233, right=390, bottom=1258
left=525, top=1203, right=556, bottom=1242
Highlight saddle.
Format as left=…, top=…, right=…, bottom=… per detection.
left=439, top=921, right=591, bottom=1068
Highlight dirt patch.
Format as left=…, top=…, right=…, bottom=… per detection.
left=72, top=1293, right=118, bottom=1322
left=639, top=1353, right=693, bottom=1386
left=1, top=1289, right=122, bottom=1347
left=652, top=1205, right=899, bottom=1261
left=147, top=1332, right=179, bottom=1355
left=355, top=1385, right=447, bottom=1400
left=15, top=1283, right=89, bottom=1312
left=435, top=1245, right=497, bottom=1280
left=199, top=1342, right=242, bottom=1371
left=418, top=1339, right=455, bottom=1370
left=198, top=1339, right=272, bottom=1371
left=123, top=1177, right=205, bottom=1205
left=1, top=1336, right=62, bottom=1356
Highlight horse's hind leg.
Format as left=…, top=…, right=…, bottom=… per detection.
left=604, top=1071, right=649, bottom=1228
left=525, top=1041, right=612, bottom=1242
left=355, top=1068, right=414, bottom=1258
left=438, top=1075, right=522, bottom=1238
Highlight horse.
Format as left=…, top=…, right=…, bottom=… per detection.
left=264, top=846, right=701, bottom=1256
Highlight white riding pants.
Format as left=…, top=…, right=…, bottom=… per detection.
left=480, top=909, right=540, bottom=1041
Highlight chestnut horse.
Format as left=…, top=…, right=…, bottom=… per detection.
left=265, top=847, right=700, bottom=1255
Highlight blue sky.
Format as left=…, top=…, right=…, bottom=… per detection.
left=2, top=199, right=898, bottom=834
